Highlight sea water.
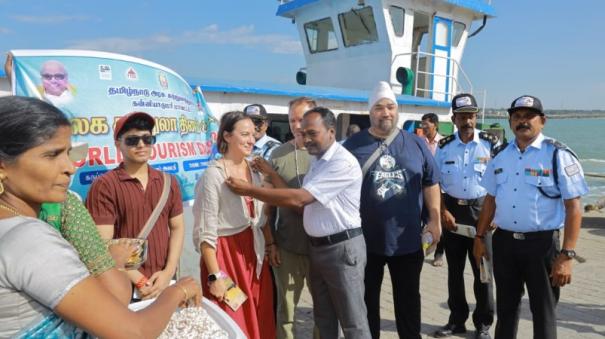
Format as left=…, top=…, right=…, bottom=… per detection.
left=484, top=118, right=605, bottom=204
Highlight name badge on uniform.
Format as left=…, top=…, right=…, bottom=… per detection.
left=494, top=168, right=503, bottom=174
left=474, top=157, right=489, bottom=164
left=524, top=168, right=551, bottom=177
left=445, top=160, right=455, bottom=165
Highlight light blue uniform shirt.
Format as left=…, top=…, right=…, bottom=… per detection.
left=480, top=133, right=589, bottom=232
left=435, top=129, right=494, bottom=199
left=252, top=134, right=281, bottom=160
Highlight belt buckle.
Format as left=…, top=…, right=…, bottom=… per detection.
left=457, top=199, right=469, bottom=206
left=512, top=232, right=525, bottom=240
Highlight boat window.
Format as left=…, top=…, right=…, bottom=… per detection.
left=338, top=6, right=378, bottom=47
left=452, top=21, right=466, bottom=47
left=389, top=6, right=405, bottom=37
left=304, top=17, right=339, bottom=53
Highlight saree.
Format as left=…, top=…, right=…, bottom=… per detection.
left=39, top=191, right=115, bottom=276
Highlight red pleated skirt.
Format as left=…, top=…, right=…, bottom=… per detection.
left=201, top=227, right=275, bottom=339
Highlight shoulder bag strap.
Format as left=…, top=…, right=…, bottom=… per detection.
left=361, top=127, right=400, bottom=177
left=136, top=173, right=172, bottom=239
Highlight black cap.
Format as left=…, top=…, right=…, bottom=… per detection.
left=243, top=104, right=268, bottom=120
left=451, top=93, right=479, bottom=113
left=507, top=95, right=544, bottom=115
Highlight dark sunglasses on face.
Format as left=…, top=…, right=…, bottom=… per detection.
left=41, top=73, right=67, bottom=81
left=123, top=135, right=156, bottom=146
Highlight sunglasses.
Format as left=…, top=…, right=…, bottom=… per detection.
left=41, top=73, right=67, bottom=81
left=123, top=135, right=156, bottom=146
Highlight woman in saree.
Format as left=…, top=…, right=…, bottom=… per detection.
left=0, top=96, right=201, bottom=338
left=193, top=111, right=275, bottom=339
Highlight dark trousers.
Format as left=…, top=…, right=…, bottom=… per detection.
left=365, top=250, right=424, bottom=339
left=443, top=196, right=494, bottom=330
left=492, top=229, right=560, bottom=339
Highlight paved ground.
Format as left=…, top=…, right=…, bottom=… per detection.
left=180, top=211, right=605, bottom=338
left=291, top=212, right=605, bottom=339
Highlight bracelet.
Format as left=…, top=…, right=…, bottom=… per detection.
left=265, top=242, right=275, bottom=247
left=475, top=234, right=485, bottom=239
left=176, top=284, right=188, bottom=301
left=135, top=276, right=149, bottom=289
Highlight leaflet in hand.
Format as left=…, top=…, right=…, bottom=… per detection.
left=223, top=277, right=247, bottom=311
left=452, top=223, right=477, bottom=238
left=480, top=257, right=492, bottom=283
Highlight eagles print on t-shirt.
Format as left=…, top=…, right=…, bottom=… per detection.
left=344, top=129, right=440, bottom=256
left=373, top=151, right=407, bottom=200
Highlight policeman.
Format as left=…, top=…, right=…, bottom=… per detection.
left=433, top=93, right=495, bottom=339
left=474, top=95, right=588, bottom=339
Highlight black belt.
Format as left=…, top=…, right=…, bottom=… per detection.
left=308, top=227, right=363, bottom=247
left=497, top=228, right=559, bottom=240
left=444, top=193, right=485, bottom=206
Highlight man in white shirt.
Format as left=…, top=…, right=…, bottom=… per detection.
left=244, top=103, right=281, bottom=160
left=421, top=113, right=443, bottom=156
left=226, top=107, right=370, bottom=339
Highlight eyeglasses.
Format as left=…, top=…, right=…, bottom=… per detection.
left=41, top=73, right=67, bottom=81
left=123, top=135, right=156, bottom=146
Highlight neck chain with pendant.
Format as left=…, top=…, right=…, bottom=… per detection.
left=0, top=203, right=21, bottom=217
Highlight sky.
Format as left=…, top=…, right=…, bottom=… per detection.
left=1, top=0, right=604, bottom=110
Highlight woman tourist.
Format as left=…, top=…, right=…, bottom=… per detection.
left=193, top=111, right=275, bottom=339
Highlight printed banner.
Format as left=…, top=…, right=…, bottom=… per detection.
left=10, top=50, right=218, bottom=202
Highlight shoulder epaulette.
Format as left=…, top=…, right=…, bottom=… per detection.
left=543, top=138, right=578, bottom=159
left=438, top=134, right=455, bottom=149
left=479, top=131, right=499, bottom=146
left=492, top=142, right=508, bottom=158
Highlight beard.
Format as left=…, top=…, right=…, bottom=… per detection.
left=375, top=119, right=396, bottom=134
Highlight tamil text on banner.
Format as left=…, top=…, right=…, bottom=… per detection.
left=10, top=49, right=217, bottom=202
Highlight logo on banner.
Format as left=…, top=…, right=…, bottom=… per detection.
left=126, top=67, right=138, bottom=80
left=158, top=72, right=169, bottom=89
left=98, top=65, right=112, bottom=80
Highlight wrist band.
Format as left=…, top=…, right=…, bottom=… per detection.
left=475, top=234, right=485, bottom=239
left=135, top=276, right=148, bottom=289
left=176, top=285, right=188, bottom=301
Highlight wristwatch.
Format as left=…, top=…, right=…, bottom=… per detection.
left=560, top=249, right=576, bottom=259
left=208, top=270, right=226, bottom=284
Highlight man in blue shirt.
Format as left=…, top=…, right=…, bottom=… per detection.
left=244, top=103, right=281, bottom=160
left=344, top=81, right=441, bottom=339
left=433, top=93, right=496, bottom=339
left=474, top=95, right=588, bottom=339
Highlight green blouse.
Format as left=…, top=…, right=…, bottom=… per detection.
left=39, top=191, right=115, bottom=276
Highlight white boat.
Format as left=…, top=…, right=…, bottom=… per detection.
left=197, top=0, right=496, bottom=139
left=0, top=0, right=496, bottom=137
